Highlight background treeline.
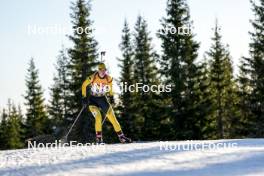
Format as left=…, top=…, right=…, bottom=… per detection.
left=0, top=0, right=263, bottom=149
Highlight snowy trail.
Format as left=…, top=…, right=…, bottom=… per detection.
left=0, top=139, right=264, bottom=176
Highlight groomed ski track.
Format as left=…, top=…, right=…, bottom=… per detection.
left=0, top=139, right=264, bottom=176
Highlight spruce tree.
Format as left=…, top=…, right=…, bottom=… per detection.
left=133, top=15, right=160, bottom=140
left=158, top=0, right=200, bottom=139
left=237, top=59, right=254, bottom=137
left=206, top=22, right=239, bottom=139
left=0, top=108, right=8, bottom=149
left=49, top=47, right=71, bottom=135
left=68, top=0, right=98, bottom=142
left=17, top=105, right=26, bottom=142
left=240, top=0, right=264, bottom=137
left=117, top=20, right=135, bottom=139
left=49, top=76, right=64, bottom=127
left=193, top=60, right=214, bottom=139
left=6, top=102, right=24, bottom=149
left=24, top=58, right=49, bottom=139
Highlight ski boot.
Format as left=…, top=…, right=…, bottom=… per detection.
left=96, top=132, right=104, bottom=144
left=117, top=131, right=132, bottom=143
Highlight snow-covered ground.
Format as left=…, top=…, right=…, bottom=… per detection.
left=0, top=139, right=264, bottom=176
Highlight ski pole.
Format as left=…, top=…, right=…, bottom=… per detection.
left=102, top=116, right=107, bottom=125
left=64, top=105, right=85, bottom=141
left=101, top=96, right=113, bottom=125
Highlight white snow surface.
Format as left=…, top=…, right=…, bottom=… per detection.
left=1, top=139, right=264, bottom=176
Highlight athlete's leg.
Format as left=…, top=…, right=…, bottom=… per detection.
left=97, top=96, right=131, bottom=143
left=89, top=105, right=103, bottom=140
left=106, top=107, right=131, bottom=143
left=106, top=106, right=122, bottom=132
left=96, top=96, right=122, bottom=132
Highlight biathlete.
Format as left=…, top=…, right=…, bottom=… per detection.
left=82, top=63, right=131, bottom=143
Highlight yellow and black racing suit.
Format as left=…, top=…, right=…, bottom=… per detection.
left=82, top=72, right=122, bottom=137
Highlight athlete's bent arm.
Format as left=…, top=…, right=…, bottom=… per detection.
left=82, top=76, right=93, bottom=97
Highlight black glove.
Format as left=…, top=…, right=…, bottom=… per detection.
left=82, top=97, right=89, bottom=107
left=109, top=96, right=115, bottom=105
